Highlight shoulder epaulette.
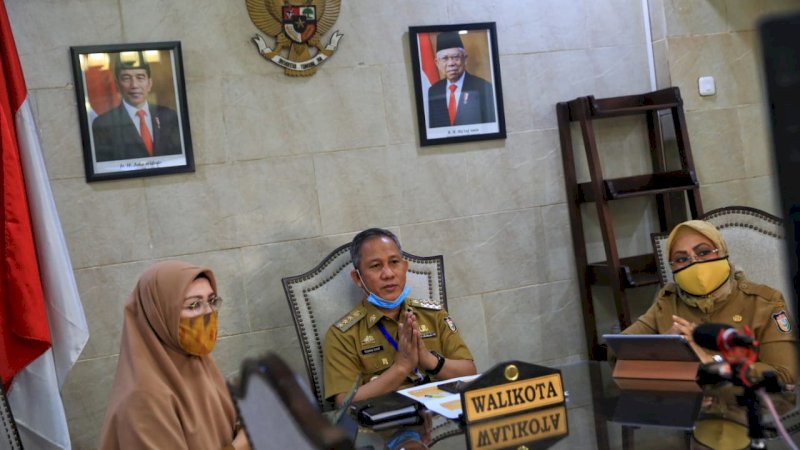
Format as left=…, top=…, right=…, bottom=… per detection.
left=738, top=279, right=782, bottom=302
left=334, top=306, right=366, bottom=332
left=408, top=297, right=443, bottom=310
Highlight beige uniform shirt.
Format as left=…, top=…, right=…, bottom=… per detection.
left=623, top=275, right=798, bottom=384
left=323, top=297, right=473, bottom=401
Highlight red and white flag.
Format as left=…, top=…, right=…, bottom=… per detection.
left=0, top=1, right=89, bottom=448
left=418, top=33, right=440, bottom=126
left=419, top=33, right=440, bottom=87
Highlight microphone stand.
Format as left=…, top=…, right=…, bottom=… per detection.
left=736, top=371, right=781, bottom=449
left=696, top=334, right=782, bottom=449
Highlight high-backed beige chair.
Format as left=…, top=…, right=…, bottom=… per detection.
left=228, top=353, right=355, bottom=450
left=282, top=243, right=447, bottom=410
left=651, top=206, right=794, bottom=317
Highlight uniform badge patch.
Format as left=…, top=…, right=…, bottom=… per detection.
left=361, top=345, right=383, bottom=355
left=444, top=316, right=457, bottom=332
left=362, top=335, right=375, bottom=345
left=419, top=324, right=429, bottom=333
left=772, top=310, right=792, bottom=333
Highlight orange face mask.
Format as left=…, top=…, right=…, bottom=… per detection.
left=178, top=312, right=218, bottom=356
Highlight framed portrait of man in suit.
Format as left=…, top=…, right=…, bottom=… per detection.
left=70, top=41, right=194, bottom=182
left=409, top=22, right=506, bottom=147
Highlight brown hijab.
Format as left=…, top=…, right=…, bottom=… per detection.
left=99, top=261, right=236, bottom=449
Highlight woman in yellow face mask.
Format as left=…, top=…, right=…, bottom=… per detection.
left=99, top=261, right=250, bottom=450
left=622, top=220, right=797, bottom=385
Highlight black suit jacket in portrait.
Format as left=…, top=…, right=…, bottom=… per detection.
left=427, top=71, right=496, bottom=128
left=92, top=103, right=182, bottom=162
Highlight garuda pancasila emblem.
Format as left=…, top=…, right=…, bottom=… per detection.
left=246, top=0, right=343, bottom=76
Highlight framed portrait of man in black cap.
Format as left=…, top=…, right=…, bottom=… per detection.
left=409, top=22, right=506, bottom=146
left=70, top=41, right=194, bottom=182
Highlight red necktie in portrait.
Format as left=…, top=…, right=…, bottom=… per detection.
left=137, top=109, right=154, bottom=156
left=448, top=84, right=457, bottom=126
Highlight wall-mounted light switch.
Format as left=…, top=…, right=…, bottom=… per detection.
left=698, top=76, right=716, bottom=96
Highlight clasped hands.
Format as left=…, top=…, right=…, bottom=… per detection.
left=393, top=310, right=439, bottom=375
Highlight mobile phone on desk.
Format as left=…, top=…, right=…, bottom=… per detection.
left=437, top=379, right=470, bottom=394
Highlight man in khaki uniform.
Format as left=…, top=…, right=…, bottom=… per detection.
left=323, top=228, right=476, bottom=406
left=623, top=220, right=797, bottom=385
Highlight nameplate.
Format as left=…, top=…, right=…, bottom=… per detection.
left=466, top=405, right=568, bottom=450
left=460, top=361, right=565, bottom=423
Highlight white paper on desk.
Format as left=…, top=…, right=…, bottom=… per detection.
left=397, top=375, right=479, bottom=419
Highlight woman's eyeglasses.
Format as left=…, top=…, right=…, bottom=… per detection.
left=669, top=245, right=720, bottom=270
left=183, top=296, right=223, bottom=313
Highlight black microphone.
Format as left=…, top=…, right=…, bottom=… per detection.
left=693, top=323, right=755, bottom=352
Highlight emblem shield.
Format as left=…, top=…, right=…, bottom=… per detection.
left=772, top=310, right=792, bottom=333
left=282, top=6, right=317, bottom=44
left=247, top=0, right=343, bottom=76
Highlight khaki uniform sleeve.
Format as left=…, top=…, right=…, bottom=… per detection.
left=750, top=291, right=798, bottom=385
left=322, top=326, right=362, bottom=402
left=436, top=309, right=473, bottom=361
left=622, top=298, right=662, bottom=335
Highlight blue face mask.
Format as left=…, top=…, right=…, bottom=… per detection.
left=357, top=270, right=410, bottom=309
left=368, top=285, right=410, bottom=309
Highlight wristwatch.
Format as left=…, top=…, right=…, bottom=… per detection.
left=428, top=351, right=446, bottom=375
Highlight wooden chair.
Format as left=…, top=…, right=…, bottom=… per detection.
left=651, top=206, right=794, bottom=317
left=282, top=243, right=448, bottom=410
left=228, top=353, right=355, bottom=450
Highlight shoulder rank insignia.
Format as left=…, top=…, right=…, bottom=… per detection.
left=444, top=316, right=458, bottom=332
left=409, top=297, right=443, bottom=310
left=772, top=310, right=792, bottom=333
left=335, top=307, right=365, bottom=332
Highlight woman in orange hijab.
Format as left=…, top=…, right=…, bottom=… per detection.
left=99, top=260, right=249, bottom=449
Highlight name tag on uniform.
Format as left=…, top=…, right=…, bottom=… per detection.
left=421, top=331, right=437, bottom=339
left=361, top=345, right=384, bottom=355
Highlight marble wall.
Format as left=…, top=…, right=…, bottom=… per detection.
left=649, top=0, right=798, bottom=213
left=583, top=0, right=800, bottom=347
left=5, top=0, right=792, bottom=448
